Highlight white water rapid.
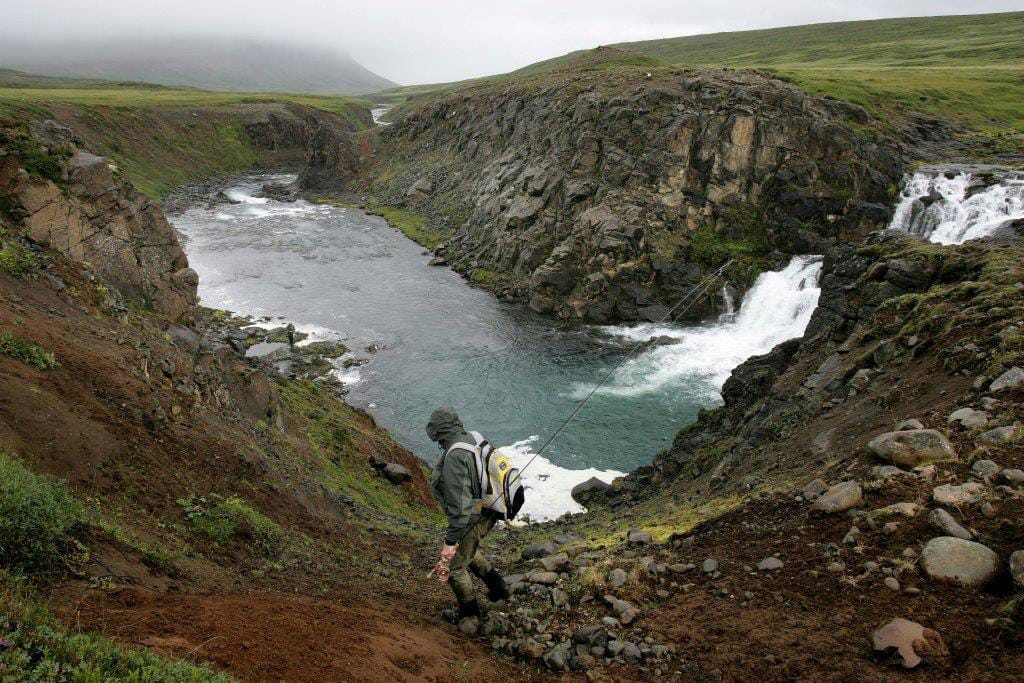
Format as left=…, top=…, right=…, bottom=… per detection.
left=589, top=255, right=823, bottom=401
left=889, top=169, right=1024, bottom=245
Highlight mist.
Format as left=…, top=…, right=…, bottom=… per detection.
left=2, top=0, right=1022, bottom=85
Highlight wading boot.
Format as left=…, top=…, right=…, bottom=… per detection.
left=443, top=597, right=481, bottom=624
left=482, top=568, right=509, bottom=601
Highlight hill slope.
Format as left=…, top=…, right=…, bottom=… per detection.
left=0, top=37, right=396, bottom=95
left=379, top=12, right=1024, bottom=147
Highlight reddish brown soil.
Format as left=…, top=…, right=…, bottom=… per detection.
left=69, top=589, right=515, bottom=683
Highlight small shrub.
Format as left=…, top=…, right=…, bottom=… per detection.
left=178, top=494, right=283, bottom=556
left=0, top=571, right=232, bottom=681
left=0, top=332, right=59, bottom=370
left=0, top=240, right=38, bottom=276
left=0, top=452, right=83, bottom=574
left=8, top=137, right=68, bottom=183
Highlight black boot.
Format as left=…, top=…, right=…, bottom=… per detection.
left=442, top=598, right=480, bottom=624
left=458, top=598, right=481, bottom=619
left=482, top=568, right=509, bottom=601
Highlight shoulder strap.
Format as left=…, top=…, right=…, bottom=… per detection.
left=445, top=441, right=481, bottom=457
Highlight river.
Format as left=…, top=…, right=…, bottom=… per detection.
left=169, top=174, right=822, bottom=520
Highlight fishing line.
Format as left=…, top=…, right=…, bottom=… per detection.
left=433, top=259, right=734, bottom=569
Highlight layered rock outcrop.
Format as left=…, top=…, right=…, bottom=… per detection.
left=1, top=127, right=196, bottom=319
left=366, top=63, right=904, bottom=322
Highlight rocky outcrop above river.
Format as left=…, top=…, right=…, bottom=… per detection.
left=1, top=125, right=197, bottom=319
left=365, top=58, right=905, bottom=322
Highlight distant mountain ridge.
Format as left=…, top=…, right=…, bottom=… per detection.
left=0, top=36, right=396, bottom=94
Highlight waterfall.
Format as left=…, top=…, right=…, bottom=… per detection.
left=889, top=169, right=1024, bottom=245
left=592, top=255, right=823, bottom=398
left=719, top=284, right=736, bottom=322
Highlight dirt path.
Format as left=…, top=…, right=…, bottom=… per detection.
left=71, top=589, right=519, bottom=682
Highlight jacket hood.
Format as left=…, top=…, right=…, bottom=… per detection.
left=426, top=407, right=466, bottom=445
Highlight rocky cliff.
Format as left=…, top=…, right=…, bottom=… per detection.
left=363, top=57, right=905, bottom=323
left=1, top=125, right=197, bottom=319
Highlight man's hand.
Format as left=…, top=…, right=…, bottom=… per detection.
left=434, top=543, right=457, bottom=582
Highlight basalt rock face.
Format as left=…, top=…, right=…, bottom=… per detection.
left=0, top=127, right=197, bottom=319
left=238, top=104, right=371, bottom=192
left=367, top=67, right=904, bottom=323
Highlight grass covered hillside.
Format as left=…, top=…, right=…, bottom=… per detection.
left=379, top=12, right=1024, bottom=153
left=0, top=72, right=373, bottom=199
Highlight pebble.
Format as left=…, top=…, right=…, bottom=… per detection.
left=811, top=481, right=863, bottom=513
left=757, top=557, right=784, bottom=571
left=929, top=508, right=973, bottom=541
left=607, top=567, right=628, bottom=588
left=970, top=459, right=1001, bottom=479
left=884, top=576, right=901, bottom=591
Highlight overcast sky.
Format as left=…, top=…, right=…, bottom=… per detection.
left=2, top=1, right=1022, bottom=84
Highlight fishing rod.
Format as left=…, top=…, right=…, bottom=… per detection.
left=429, top=259, right=734, bottom=577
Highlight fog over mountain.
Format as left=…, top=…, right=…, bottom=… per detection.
left=0, top=36, right=396, bottom=94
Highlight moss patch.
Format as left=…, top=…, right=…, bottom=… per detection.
left=0, top=332, right=59, bottom=370
left=178, top=494, right=283, bottom=556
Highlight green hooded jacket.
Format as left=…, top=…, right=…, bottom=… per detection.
left=426, top=407, right=482, bottom=545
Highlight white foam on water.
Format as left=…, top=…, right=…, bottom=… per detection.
left=500, top=436, right=624, bottom=522
left=586, top=255, right=823, bottom=399
left=890, top=170, right=1024, bottom=245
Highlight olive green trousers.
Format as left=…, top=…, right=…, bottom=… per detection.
left=447, top=516, right=495, bottom=603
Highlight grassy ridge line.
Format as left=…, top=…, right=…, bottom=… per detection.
left=374, top=12, right=1024, bottom=136
left=0, top=83, right=373, bottom=199
left=0, top=86, right=373, bottom=120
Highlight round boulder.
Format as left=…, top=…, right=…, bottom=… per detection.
left=920, top=537, right=1001, bottom=587
left=868, top=429, right=954, bottom=468
left=811, top=480, right=863, bottom=513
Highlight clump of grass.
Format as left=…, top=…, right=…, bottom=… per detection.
left=0, top=332, right=59, bottom=370
left=0, top=240, right=38, bottom=276
left=470, top=268, right=502, bottom=287
left=0, top=570, right=232, bottom=681
left=7, top=136, right=68, bottom=183
left=178, top=494, right=283, bottom=556
left=374, top=205, right=446, bottom=248
left=0, top=452, right=83, bottom=574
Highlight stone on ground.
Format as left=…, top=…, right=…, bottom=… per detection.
left=932, top=482, right=985, bottom=506
left=607, top=567, right=628, bottom=588
left=571, top=476, right=610, bottom=503
left=920, top=537, right=1001, bottom=587
left=977, top=425, right=1019, bottom=445
left=868, top=429, right=954, bottom=468
left=529, top=571, right=559, bottom=585
left=802, top=478, right=828, bottom=499
left=627, top=528, right=653, bottom=544
left=990, top=366, right=1024, bottom=391
left=811, top=480, right=863, bottom=513
left=539, top=552, right=569, bottom=572
left=970, top=459, right=1000, bottom=479
left=871, top=618, right=947, bottom=669
left=757, top=557, right=784, bottom=571
left=896, top=418, right=925, bottom=431
left=928, top=508, right=973, bottom=541
left=1010, top=551, right=1024, bottom=589
left=1002, top=468, right=1024, bottom=484
left=382, top=463, right=412, bottom=483
left=947, top=408, right=988, bottom=429
left=522, top=540, right=558, bottom=560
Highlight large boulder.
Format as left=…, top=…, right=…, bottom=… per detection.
left=571, top=476, right=610, bottom=503
left=522, top=540, right=558, bottom=560
left=920, top=537, right=1001, bottom=587
left=382, top=463, right=412, bottom=484
left=867, top=429, right=954, bottom=468
left=811, top=481, right=863, bottom=513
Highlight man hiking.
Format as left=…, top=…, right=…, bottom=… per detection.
left=426, top=407, right=511, bottom=621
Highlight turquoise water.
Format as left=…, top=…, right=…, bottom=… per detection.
left=170, top=175, right=821, bottom=519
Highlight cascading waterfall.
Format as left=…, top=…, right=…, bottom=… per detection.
left=889, top=169, right=1024, bottom=245
left=591, top=255, right=823, bottom=399
left=719, top=284, right=736, bottom=322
